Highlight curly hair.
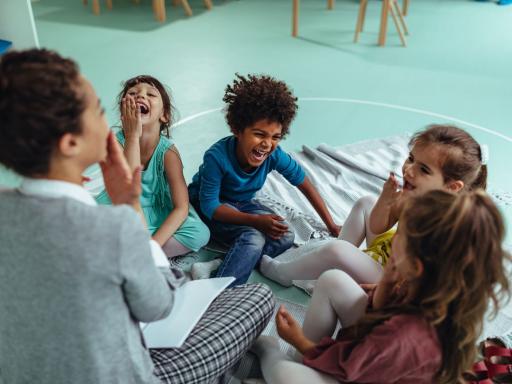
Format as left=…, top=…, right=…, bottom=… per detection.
left=117, top=75, right=174, bottom=138
left=0, top=49, right=84, bottom=177
left=223, top=74, right=298, bottom=137
left=343, top=190, right=510, bottom=383
left=411, top=124, right=487, bottom=190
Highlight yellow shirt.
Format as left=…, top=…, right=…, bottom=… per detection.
left=364, top=228, right=396, bottom=266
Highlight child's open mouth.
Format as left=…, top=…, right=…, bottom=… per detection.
left=251, top=148, right=268, bottom=162
left=403, top=179, right=416, bottom=191
left=137, top=103, right=150, bottom=116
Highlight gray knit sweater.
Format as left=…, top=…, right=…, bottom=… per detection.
left=0, top=190, right=177, bottom=384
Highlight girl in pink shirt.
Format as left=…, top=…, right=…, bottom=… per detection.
left=253, top=189, right=510, bottom=383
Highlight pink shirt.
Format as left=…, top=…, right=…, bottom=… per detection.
left=303, top=314, right=441, bottom=383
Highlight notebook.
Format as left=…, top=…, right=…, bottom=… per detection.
left=140, top=276, right=235, bottom=348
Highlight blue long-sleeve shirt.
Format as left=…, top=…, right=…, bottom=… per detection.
left=189, top=136, right=306, bottom=219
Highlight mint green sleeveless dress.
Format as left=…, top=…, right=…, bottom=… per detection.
left=96, top=131, right=210, bottom=252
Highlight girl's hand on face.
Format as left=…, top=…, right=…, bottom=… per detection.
left=121, top=95, right=142, bottom=139
left=381, top=172, right=402, bottom=204
left=100, top=132, right=142, bottom=206
left=276, top=305, right=305, bottom=346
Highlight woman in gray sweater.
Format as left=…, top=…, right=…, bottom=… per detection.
left=0, top=49, right=274, bottom=384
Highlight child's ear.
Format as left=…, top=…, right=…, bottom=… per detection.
left=446, top=180, right=464, bottom=193
left=58, top=133, right=81, bottom=157
left=411, top=258, right=424, bottom=279
left=160, top=113, right=169, bottom=124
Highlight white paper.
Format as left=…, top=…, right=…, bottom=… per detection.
left=141, top=277, right=235, bottom=348
left=149, top=240, right=170, bottom=268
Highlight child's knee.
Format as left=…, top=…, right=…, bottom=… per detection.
left=239, top=228, right=267, bottom=252
left=355, top=195, right=377, bottom=212
left=250, top=283, right=275, bottom=317
left=278, top=230, right=295, bottom=247
left=322, top=241, right=345, bottom=261
left=317, top=269, right=351, bottom=290
left=196, top=221, right=211, bottom=248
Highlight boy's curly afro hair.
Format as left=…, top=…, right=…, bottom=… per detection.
left=223, top=74, right=298, bottom=137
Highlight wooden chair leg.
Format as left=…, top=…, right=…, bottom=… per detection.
left=327, top=0, right=334, bottom=10
left=389, top=1, right=406, bottom=46
left=106, top=0, right=113, bottom=10
left=153, top=0, right=166, bottom=22
left=172, top=0, right=179, bottom=5
left=393, top=0, right=408, bottom=35
left=292, top=0, right=299, bottom=37
left=83, top=0, right=88, bottom=5
left=180, top=0, right=193, bottom=16
left=402, top=0, right=409, bottom=16
left=378, top=0, right=390, bottom=46
left=160, top=0, right=167, bottom=22
left=354, top=0, right=367, bottom=43
left=204, top=0, right=213, bottom=10
left=92, top=0, right=100, bottom=14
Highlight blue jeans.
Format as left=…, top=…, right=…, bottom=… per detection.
left=193, top=200, right=295, bottom=286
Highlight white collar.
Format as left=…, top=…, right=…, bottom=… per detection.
left=18, top=178, right=97, bottom=206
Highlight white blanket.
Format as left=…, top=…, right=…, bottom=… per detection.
left=255, top=134, right=411, bottom=245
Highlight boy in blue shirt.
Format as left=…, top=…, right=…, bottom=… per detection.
left=189, top=74, right=340, bottom=285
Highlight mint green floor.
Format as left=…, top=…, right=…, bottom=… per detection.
left=2, top=0, right=512, bottom=304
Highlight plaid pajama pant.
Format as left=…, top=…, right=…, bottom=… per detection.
left=150, top=283, right=274, bottom=384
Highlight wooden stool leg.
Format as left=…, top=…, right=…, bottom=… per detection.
left=327, top=0, right=334, bottom=10
left=378, top=0, right=389, bottom=46
left=92, top=0, right=100, bottom=14
left=292, top=0, right=299, bottom=37
left=204, top=0, right=213, bottom=10
left=403, top=0, right=409, bottom=16
left=132, top=0, right=141, bottom=4
left=106, top=0, right=113, bottom=10
left=172, top=0, right=179, bottom=5
left=83, top=0, right=88, bottom=5
left=389, top=2, right=406, bottom=46
left=393, top=0, right=408, bottom=35
left=354, top=0, right=367, bottom=43
left=361, top=0, right=368, bottom=32
left=180, top=0, right=193, bottom=16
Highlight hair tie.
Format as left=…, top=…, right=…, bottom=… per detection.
left=480, top=144, right=489, bottom=165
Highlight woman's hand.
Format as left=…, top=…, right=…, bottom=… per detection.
left=121, top=95, right=142, bottom=140
left=99, top=132, right=141, bottom=206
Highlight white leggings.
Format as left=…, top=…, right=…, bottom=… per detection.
left=161, top=237, right=192, bottom=259
left=256, top=270, right=368, bottom=384
left=260, top=196, right=383, bottom=285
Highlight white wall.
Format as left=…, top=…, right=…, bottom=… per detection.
left=0, top=0, right=39, bottom=50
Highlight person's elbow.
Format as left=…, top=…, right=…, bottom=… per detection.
left=132, top=289, right=174, bottom=323
left=200, top=200, right=220, bottom=220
